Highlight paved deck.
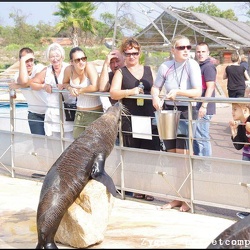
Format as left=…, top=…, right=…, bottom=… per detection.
left=0, top=174, right=235, bottom=249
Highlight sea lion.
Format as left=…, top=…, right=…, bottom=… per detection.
left=35, top=102, right=122, bottom=249
left=207, top=216, right=250, bottom=249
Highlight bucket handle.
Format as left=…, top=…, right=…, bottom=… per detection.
left=159, top=99, right=178, bottom=113
left=159, top=96, right=166, bottom=111
left=159, top=92, right=178, bottom=112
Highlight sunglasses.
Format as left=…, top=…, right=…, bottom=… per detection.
left=124, top=52, right=139, bottom=57
left=175, top=45, right=192, bottom=51
left=74, top=56, right=87, bottom=63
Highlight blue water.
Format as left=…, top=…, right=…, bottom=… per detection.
left=0, top=102, right=28, bottom=114
left=0, top=102, right=28, bottom=108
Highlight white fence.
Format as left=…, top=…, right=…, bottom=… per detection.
left=0, top=85, right=249, bottom=214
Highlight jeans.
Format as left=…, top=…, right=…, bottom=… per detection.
left=28, top=111, right=45, bottom=135
left=193, top=115, right=213, bottom=156
left=242, top=155, right=250, bottom=161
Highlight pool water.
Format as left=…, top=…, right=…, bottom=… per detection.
left=0, top=102, right=28, bottom=108
left=0, top=103, right=29, bottom=132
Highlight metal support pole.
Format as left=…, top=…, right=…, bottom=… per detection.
left=112, top=2, right=119, bottom=50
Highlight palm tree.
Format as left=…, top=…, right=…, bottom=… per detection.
left=53, top=2, right=97, bottom=47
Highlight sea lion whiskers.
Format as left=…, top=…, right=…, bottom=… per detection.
left=120, top=105, right=130, bottom=122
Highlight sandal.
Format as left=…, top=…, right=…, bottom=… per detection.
left=133, top=193, right=145, bottom=199
left=160, top=200, right=182, bottom=210
left=179, top=202, right=190, bottom=212
left=145, top=195, right=154, bottom=201
left=31, top=173, right=46, bottom=179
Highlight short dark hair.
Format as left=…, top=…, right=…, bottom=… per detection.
left=197, top=42, right=210, bottom=49
left=19, top=47, right=34, bottom=59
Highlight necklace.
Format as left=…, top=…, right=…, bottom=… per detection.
left=174, top=62, right=185, bottom=89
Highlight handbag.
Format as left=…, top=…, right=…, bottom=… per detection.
left=52, top=66, right=77, bottom=121
left=63, top=102, right=77, bottom=121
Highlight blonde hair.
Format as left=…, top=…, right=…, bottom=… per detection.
left=231, top=52, right=239, bottom=63
left=45, top=42, right=65, bottom=61
left=240, top=54, right=248, bottom=62
left=232, top=102, right=250, bottom=110
left=171, top=35, right=190, bottom=48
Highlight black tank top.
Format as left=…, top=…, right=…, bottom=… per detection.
left=121, top=65, right=155, bottom=116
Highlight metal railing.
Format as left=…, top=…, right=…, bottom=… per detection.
left=0, top=83, right=250, bottom=214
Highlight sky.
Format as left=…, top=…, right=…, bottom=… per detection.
left=0, top=1, right=248, bottom=32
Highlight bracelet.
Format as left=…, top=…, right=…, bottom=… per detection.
left=125, top=89, right=129, bottom=97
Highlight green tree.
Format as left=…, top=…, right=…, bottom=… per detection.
left=95, top=12, right=124, bottom=45
left=241, top=2, right=250, bottom=21
left=36, top=21, right=56, bottom=39
left=7, top=8, right=41, bottom=45
left=95, top=2, right=142, bottom=48
left=187, top=2, right=238, bottom=21
left=94, top=18, right=112, bottom=45
left=53, top=1, right=97, bottom=47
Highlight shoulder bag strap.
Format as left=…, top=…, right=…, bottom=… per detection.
left=52, top=65, right=64, bottom=101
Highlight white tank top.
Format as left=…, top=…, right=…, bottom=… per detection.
left=70, top=76, right=102, bottom=109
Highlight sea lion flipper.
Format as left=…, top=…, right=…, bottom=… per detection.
left=91, top=153, right=117, bottom=197
left=94, top=172, right=117, bottom=197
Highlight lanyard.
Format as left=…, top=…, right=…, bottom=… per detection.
left=174, top=62, right=185, bottom=89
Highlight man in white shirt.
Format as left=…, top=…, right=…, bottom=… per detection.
left=9, top=47, right=47, bottom=135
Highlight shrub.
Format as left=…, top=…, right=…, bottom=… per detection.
left=5, top=44, right=20, bottom=51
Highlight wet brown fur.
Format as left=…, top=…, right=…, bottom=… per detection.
left=36, top=102, right=123, bottom=249
left=207, top=216, right=250, bottom=249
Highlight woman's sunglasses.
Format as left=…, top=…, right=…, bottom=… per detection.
left=74, top=56, right=87, bottom=63
left=175, top=45, right=192, bottom=51
left=124, top=52, right=139, bottom=57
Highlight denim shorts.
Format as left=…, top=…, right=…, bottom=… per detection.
left=28, top=111, right=45, bottom=135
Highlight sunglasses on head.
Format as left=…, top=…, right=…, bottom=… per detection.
left=124, top=52, right=139, bottom=57
left=74, top=56, right=87, bottom=63
left=175, top=45, right=192, bottom=51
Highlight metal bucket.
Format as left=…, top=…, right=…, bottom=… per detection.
left=154, top=108, right=181, bottom=140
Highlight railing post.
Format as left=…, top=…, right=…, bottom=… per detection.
left=58, top=91, right=65, bottom=153
left=118, top=100, right=126, bottom=199
left=188, top=102, right=195, bottom=213
left=9, top=93, right=15, bottom=177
